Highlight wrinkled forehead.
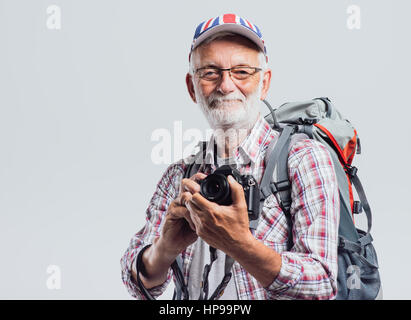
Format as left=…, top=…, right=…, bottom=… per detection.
left=192, top=35, right=261, bottom=68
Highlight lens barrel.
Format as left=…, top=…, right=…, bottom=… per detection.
left=200, top=173, right=231, bottom=205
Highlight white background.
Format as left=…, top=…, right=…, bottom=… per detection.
left=0, top=0, right=410, bottom=299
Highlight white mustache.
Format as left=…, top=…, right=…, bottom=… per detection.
left=207, top=93, right=245, bottom=108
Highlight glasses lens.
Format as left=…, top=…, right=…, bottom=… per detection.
left=230, top=67, right=256, bottom=80
left=197, top=67, right=259, bottom=82
left=198, top=68, right=220, bottom=81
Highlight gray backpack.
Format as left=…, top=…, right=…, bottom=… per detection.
left=260, top=97, right=381, bottom=299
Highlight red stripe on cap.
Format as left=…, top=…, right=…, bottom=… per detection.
left=223, top=14, right=236, bottom=23
left=245, top=19, right=254, bottom=30
left=203, top=18, right=213, bottom=31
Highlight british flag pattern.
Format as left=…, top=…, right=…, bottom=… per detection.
left=190, top=13, right=267, bottom=60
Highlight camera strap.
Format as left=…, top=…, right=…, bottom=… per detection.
left=198, top=246, right=235, bottom=300
left=168, top=141, right=253, bottom=300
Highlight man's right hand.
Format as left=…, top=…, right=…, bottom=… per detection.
left=160, top=172, right=208, bottom=254
left=133, top=172, right=207, bottom=289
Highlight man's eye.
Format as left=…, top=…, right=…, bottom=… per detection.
left=232, top=69, right=251, bottom=75
left=204, top=70, right=218, bottom=76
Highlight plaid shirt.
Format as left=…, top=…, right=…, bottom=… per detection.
left=120, top=115, right=340, bottom=300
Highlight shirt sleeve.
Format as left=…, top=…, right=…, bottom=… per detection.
left=266, top=140, right=340, bottom=300
left=120, top=161, right=185, bottom=299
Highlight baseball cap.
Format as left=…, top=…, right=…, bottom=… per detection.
left=189, top=13, right=268, bottom=63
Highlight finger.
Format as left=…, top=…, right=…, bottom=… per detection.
left=186, top=201, right=202, bottom=228
left=227, top=175, right=246, bottom=206
left=178, top=173, right=207, bottom=195
left=168, top=202, right=190, bottom=219
left=179, top=191, right=192, bottom=207
left=184, top=212, right=196, bottom=231
left=190, top=192, right=216, bottom=212
left=186, top=197, right=203, bottom=214
left=190, top=172, right=207, bottom=183
left=181, top=178, right=201, bottom=195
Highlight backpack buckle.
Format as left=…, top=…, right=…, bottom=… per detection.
left=299, top=117, right=317, bottom=125
left=270, top=180, right=291, bottom=193
left=338, top=237, right=345, bottom=249
left=353, top=201, right=363, bottom=214
left=345, top=165, right=358, bottom=178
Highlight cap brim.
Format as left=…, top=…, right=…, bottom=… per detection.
left=192, top=23, right=265, bottom=54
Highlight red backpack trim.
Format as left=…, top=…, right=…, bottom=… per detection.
left=314, top=123, right=358, bottom=218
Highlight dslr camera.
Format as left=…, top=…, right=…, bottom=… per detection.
left=199, top=165, right=260, bottom=221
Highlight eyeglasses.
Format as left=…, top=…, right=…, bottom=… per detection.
left=195, top=66, right=262, bottom=82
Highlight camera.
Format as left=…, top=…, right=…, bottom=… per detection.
left=199, top=165, right=260, bottom=221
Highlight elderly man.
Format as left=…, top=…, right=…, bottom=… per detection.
left=121, top=14, right=339, bottom=300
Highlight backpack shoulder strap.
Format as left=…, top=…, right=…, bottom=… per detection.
left=260, top=126, right=309, bottom=251
left=260, top=125, right=294, bottom=250
left=260, top=125, right=294, bottom=199
left=346, top=166, right=372, bottom=234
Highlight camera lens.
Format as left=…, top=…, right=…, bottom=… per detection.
left=205, top=181, right=221, bottom=195
left=200, top=174, right=230, bottom=204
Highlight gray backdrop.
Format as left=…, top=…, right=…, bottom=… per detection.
left=0, top=0, right=410, bottom=299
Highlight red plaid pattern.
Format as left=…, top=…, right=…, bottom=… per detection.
left=120, top=115, right=340, bottom=300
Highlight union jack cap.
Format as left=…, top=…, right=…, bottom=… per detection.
left=189, top=13, right=268, bottom=63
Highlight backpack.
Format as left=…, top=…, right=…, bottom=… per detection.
left=260, top=97, right=381, bottom=299
left=177, top=97, right=381, bottom=300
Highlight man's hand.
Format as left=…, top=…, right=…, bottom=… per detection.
left=134, top=172, right=207, bottom=289
left=137, top=172, right=281, bottom=290
left=185, top=175, right=282, bottom=288
left=159, top=172, right=208, bottom=255
left=185, top=175, right=253, bottom=256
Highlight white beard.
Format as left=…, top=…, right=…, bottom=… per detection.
left=194, top=81, right=262, bottom=130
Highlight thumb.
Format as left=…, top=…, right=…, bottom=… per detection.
left=227, top=175, right=246, bottom=206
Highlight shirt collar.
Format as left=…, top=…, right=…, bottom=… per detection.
left=204, top=114, right=273, bottom=168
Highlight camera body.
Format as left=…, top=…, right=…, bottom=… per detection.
left=199, top=165, right=260, bottom=221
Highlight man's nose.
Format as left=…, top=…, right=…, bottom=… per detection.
left=216, top=70, right=237, bottom=95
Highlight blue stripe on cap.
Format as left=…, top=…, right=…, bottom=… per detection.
left=254, top=24, right=262, bottom=38
left=239, top=17, right=258, bottom=36
left=194, top=21, right=205, bottom=39
left=210, top=16, right=220, bottom=28
left=198, top=16, right=220, bottom=38
left=239, top=17, right=247, bottom=28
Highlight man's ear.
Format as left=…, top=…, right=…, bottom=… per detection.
left=259, top=68, right=272, bottom=101
left=186, top=73, right=197, bottom=103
